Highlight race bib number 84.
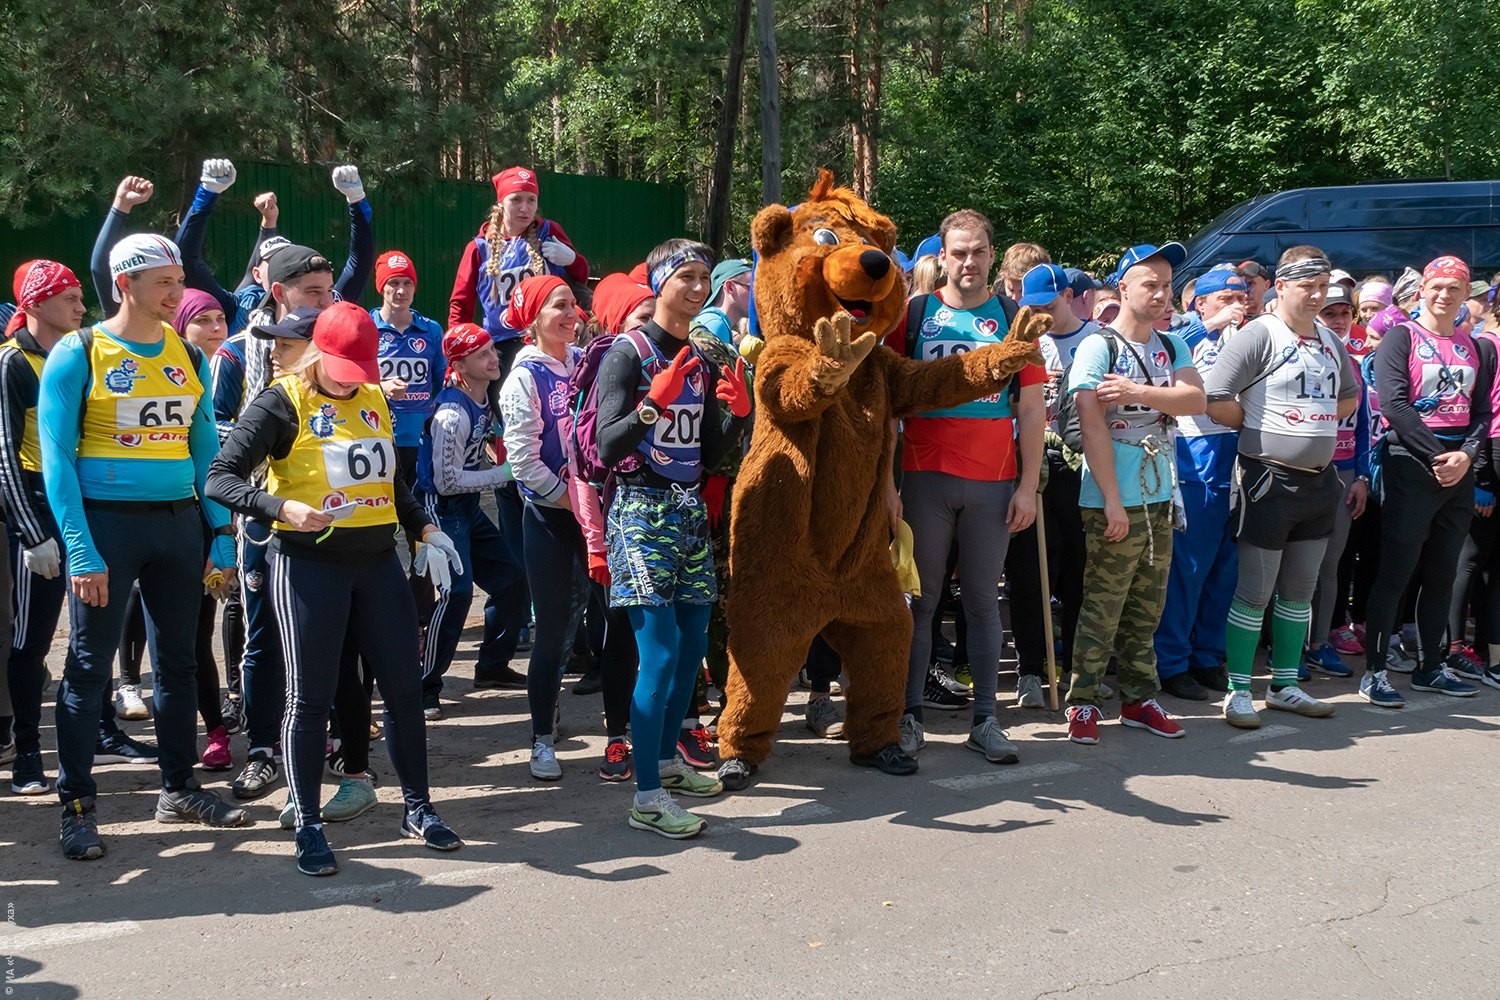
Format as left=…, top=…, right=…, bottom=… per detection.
left=116, top=395, right=193, bottom=429
left=323, top=437, right=394, bottom=489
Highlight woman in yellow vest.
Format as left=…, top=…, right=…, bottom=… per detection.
left=206, top=301, right=464, bottom=877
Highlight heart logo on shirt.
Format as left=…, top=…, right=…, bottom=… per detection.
left=410, top=338, right=426, bottom=353
left=973, top=317, right=1000, bottom=337
left=1151, top=351, right=1168, bottom=370
left=164, top=366, right=189, bottom=387
left=360, top=408, right=381, bottom=431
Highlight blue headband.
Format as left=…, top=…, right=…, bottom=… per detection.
left=649, top=249, right=714, bottom=295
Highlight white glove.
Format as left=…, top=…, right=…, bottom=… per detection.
left=200, top=158, right=237, bottom=194
left=540, top=239, right=577, bottom=267
left=331, top=165, right=366, bottom=204
left=23, top=538, right=61, bottom=580
left=413, top=530, right=463, bottom=593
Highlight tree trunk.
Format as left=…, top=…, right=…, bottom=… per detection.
left=756, top=0, right=782, bottom=204
left=707, top=0, right=753, bottom=252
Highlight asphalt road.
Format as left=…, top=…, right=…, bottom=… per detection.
left=4, top=624, right=1499, bottom=999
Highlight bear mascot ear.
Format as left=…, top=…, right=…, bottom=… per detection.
left=751, top=203, right=795, bottom=258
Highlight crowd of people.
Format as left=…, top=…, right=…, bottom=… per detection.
left=0, top=159, right=1497, bottom=877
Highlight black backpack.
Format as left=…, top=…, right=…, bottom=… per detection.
left=1055, top=327, right=1177, bottom=454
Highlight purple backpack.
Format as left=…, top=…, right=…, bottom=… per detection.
left=568, top=328, right=661, bottom=487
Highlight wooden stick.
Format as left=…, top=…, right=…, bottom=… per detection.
left=1035, top=499, right=1060, bottom=712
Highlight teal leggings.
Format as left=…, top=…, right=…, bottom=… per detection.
left=627, top=602, right=711, bottom=792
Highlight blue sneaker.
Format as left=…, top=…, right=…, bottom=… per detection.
left=1303, top=643, right=1353, bottom=678
left=295, top=826, right=338, bottom=877
left=1410, top=666, right=1479, bottom=698
left=1297, top=661, right=1311, bottom=682
left=1360, top=670, right=1405, bottom=709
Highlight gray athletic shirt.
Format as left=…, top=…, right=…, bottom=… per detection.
left=1203, top=314, right=1357, bottom=470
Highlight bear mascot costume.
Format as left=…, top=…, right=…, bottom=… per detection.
left=715, top=170, right=1050, bottom=787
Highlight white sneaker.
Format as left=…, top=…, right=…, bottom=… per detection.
left=116, top=684, right=149, bottom=720
left=1223, top=690, right=1261, bottom=729
left=1265, top=685, right=1335, bottom=718
left=530, top=737, right=562, bottom=781
left=1017, top=674, right=1045, bottom=709
left=898, top=713, right=926, bottom=755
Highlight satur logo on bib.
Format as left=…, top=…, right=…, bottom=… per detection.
left=104, top=358, right=141, bottom=394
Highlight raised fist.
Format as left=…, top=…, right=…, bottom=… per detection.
left=331, top=165, right=365, bottom=204
left=811, top=311, right=877, bottom=395
left=200, top=158, right=237, bottom=194
left=113, top=176, right=154, bottom=213
left=253, top=192, right=279, bottom=227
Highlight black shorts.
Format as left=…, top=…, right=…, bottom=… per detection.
left=1233, top=456, right=1340, bottom=550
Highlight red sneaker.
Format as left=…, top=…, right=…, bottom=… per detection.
left=201, top=726, right=232, bottom=771
left=1328, top=626, right=1362, bottom=655
left=1120, top=699, right=1185, bottom=739
left=1066, top=705, right=1101, bottom=745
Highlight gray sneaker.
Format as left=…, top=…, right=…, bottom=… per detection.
left=530, top=737, right=562, bottom=781
left=805, top=696, right=846, bottom=739
left=155, top=787, right=248, bottom=827
left=61, top=797, right=105, bottom=860
left=1223, top=690, right=1262, bottom=729
left=898, top=713, right=926, bottom=755
left=965, top=718, right=1020, bottom=764
left=1016, top=674, right=1045, bottom=709
left=1385, top=639, right=1417, bottom=674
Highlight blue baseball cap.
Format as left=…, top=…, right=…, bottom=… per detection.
left=893, top=249, right=914, bottom=273
left=251, top=305, right=321, bottom=340
left=1019, top=264, right=1070, bottom=306
left=1194, top=266, right=1248, bottom=297
left=914, top=232, right=942, bottom=261
left=1064, top=267, right=1099, bottom=296
left=1114, top=242, right=1187, bottom=280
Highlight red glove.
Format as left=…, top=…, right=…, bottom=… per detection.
left=588, top=552, right=611, bottom=587
left=702, top=474, right=729, bottom=530
left=646, top=346, right=701, bottom=408
left=715, top=356, right=752, bottom=418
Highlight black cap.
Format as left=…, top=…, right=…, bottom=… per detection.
left=251, top=306, right=321, bottom=340
left=1322, top=285, right=1354, bottom=310
left=267, top=245, right=333, bottom=287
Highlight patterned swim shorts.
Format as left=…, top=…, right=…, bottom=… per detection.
left=606, top=484, right=717, bottom=607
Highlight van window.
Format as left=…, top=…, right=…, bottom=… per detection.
left=1307, top=184, right=1491, bottom=231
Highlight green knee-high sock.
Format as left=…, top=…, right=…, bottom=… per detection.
left=1271, top=598, right=1312, bottom=690
left=1225, top=599, right=1265, bottom=692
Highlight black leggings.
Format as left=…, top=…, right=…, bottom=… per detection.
left=1364, top=449, right=1474, bottom=673
left=117, top=584, right=223, bottom=730
left=1449, top=509, right=1500, bottom=657
left=593, top=584, right=639, bottom=737
left=522, top=502, right=587, bottom=739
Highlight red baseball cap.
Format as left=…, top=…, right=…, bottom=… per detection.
left=313, top=301, right=381, bottom=384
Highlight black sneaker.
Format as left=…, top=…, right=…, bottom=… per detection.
left=220, top=695, right=244, bottom=735
left=155, top=787, right=249, bottom=827
left=1160, top=671, right=1210, bottom=701
left=1189, top=666, right=1230, bottom=692
left=717, top=757, right=757, bottom=792
left=232, top=749, right=281, bottom=800
left=921, top=669, right=970, bottom=710
left=60, top=797, right=105, bottom=860
left=400, top=805, right=463, bottom=851
left=676, top=725, right=719, bottom=770
left=598, top=738, right=633, bottom=781
left=850, top=743, right=920, bottom=776
left=573, top=669, right=603, bottom=696
left=94, top=730, right=158, bottom=765
left=473, top=665, right=528, bottom=690
left=11, top=750, right=50, bottom=795
left=295, top=826, right=338, bottom=877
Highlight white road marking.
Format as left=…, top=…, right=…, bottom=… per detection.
left=8, top=920, right=143, bottom=951
left=1227, top=724, right=1301, bottom=744
left=930, top=760, right=1085, bottom=791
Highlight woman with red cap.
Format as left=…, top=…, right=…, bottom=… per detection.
left=447, top=167, right=590, bottom=375
left=497, top=275, right=591, bottom=781
left=1361, top=256, right=1497, bottom=707
left=414, top=323, right=527, bottom=717
left=207, top=301, right=465, bottom=876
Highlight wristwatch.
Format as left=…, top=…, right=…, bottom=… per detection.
left=638, top=400, right=662, bottom=425
left=214, top=525, right=236, bottom=538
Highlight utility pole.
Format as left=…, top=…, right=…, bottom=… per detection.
left=757, top=0, right=782, bottom=204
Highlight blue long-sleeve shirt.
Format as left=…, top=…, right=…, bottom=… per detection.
left=90, top=209, right=132, bottom=320
left=39, top=328, right=234, bottom=575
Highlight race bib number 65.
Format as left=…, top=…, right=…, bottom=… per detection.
left=323, top=437, right=394, bottom=489
left=116, top=395, right=193, bottom=429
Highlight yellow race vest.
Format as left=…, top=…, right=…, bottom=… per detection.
left=0, top=343, right=45, bottom=472
left=78, top=324, right=202, bottom=462
left=265, top=374, right=398, bottom=532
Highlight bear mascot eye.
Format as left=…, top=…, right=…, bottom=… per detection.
left=813, top=228, right=840, bottom=246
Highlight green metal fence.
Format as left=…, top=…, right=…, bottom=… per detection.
left=0, top=162, right=687, bottom=323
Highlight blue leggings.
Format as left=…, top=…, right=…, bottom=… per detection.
left=627, top=602, right=711, bottom=793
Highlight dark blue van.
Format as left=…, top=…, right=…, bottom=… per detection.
left=1178, top=180, right=1500, bottom=287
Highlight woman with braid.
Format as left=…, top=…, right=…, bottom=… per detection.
left=447, top=167, right=590, bottom=378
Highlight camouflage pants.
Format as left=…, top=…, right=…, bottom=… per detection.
left=1069, top=503, right=1174, bottom=707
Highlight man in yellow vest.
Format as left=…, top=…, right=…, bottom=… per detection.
left=39, top=235, right=245, bottom=861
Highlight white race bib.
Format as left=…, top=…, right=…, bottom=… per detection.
left=323, top=437, right=395, bottom=490
left=115, top=395, right=194, bottom=430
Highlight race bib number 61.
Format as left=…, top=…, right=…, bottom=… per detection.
left=323, top=437, right=394, bottom=489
